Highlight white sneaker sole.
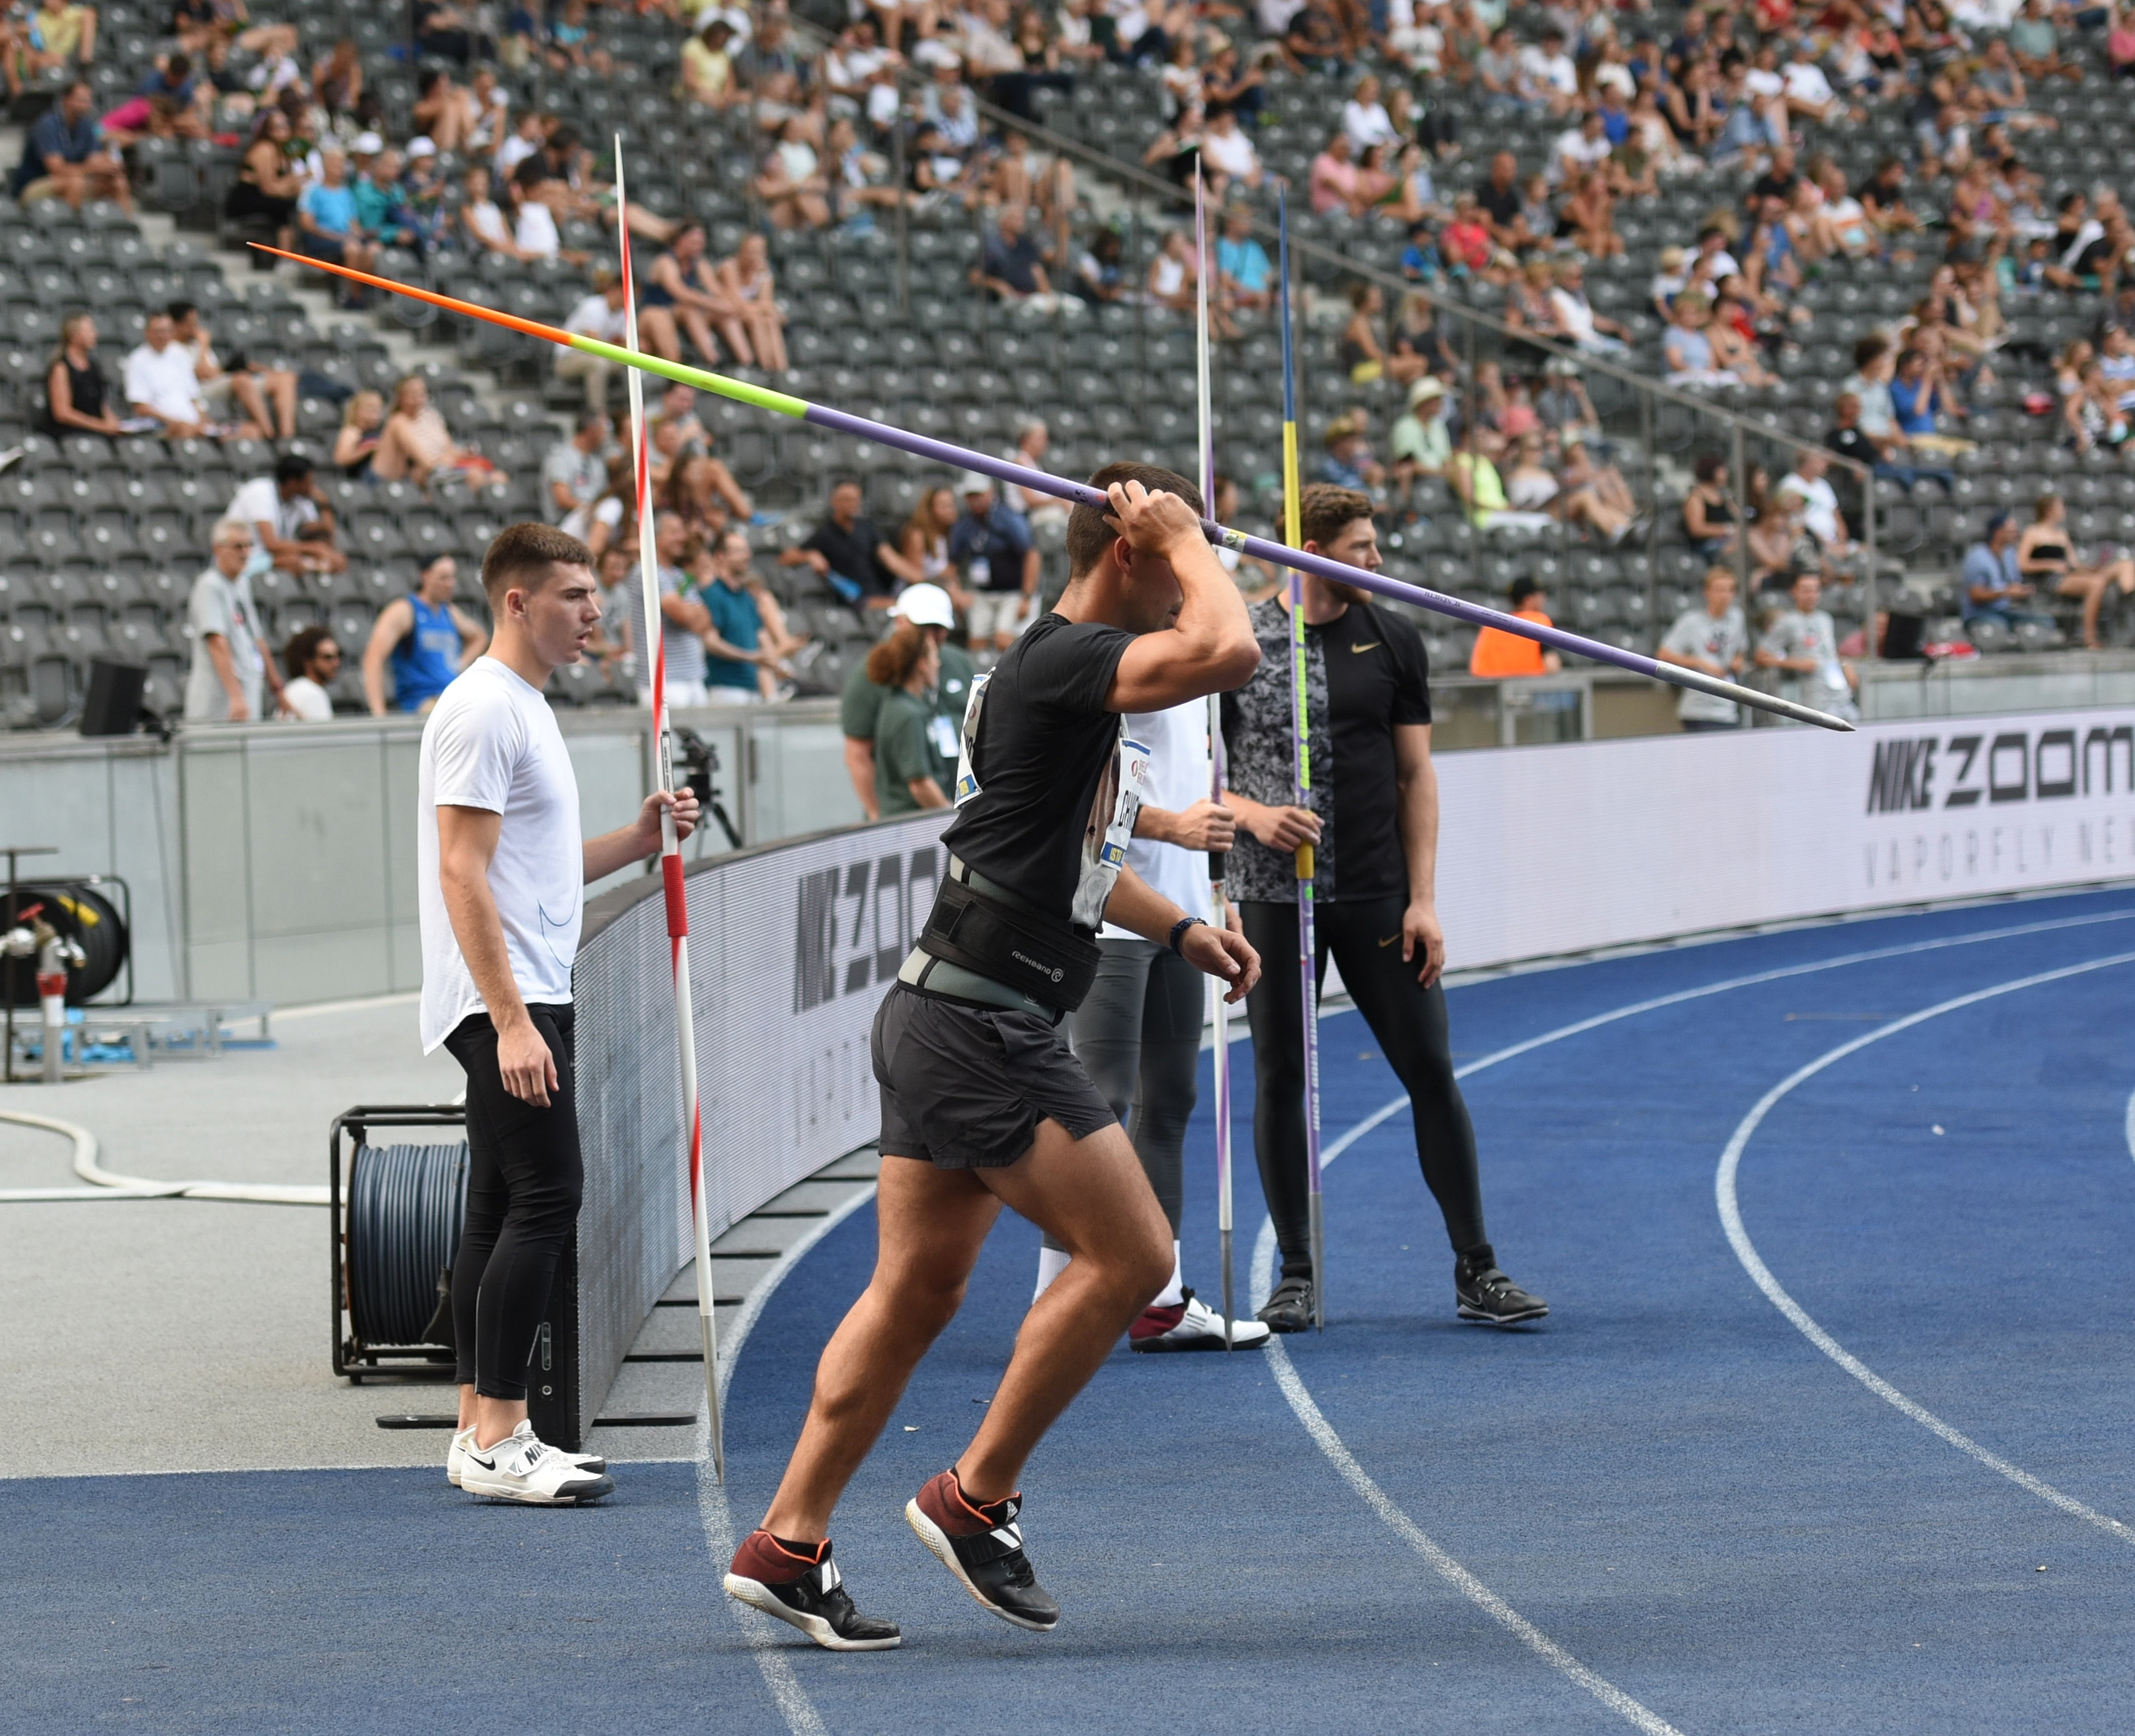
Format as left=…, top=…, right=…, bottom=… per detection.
left=452, top=1439, right=604, bottom=1487
left=1131, top=1322, right=1273, bottom=1352
left=460, top=1470, right=615, bottom=1505
left=723, top=1574, right=902, bottom=1651
left=904, top=1500, right=1057, bottom=1632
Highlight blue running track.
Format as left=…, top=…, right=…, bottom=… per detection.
left=11, top=890, right=2135, bottom=1735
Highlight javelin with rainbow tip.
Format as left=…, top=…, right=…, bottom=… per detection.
left=249, top=243, right=1854, bottom=734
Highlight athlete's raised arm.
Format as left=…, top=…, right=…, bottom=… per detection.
left=1086, top=480, right=1259, bottom=713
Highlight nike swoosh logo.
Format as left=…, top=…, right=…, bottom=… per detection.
left=467, top=1453, right=496, bottom=1471
left=1350, top=641, right=1381, bottom=653
left=1378, top=933, right=1400, bottom=947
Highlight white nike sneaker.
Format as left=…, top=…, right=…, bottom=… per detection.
left=1128, top=1289, right=1272, bottom=1352
left=449, top=1421, right=607, bottom=1487
left=459, top=1420, right=615, bottom=1504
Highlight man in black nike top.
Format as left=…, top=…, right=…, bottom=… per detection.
left=1222, top=484, right=1545, bottom=1333
left=724, top=465, right=1262, bottom=1649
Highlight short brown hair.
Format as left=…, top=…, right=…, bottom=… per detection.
left=1299, top=484, right=1373, bottom=549
left=1065, top=462, right=1204, bottom=578
left=481, top=522, right=594, bottom=608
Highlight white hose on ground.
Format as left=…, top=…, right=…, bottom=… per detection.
left=0, top=1108, right=328, bottom=1205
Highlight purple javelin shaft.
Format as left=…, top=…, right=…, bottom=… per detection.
left=800, top=403, right=1851, bottom=732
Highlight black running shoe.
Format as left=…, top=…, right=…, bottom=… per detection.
left=1455, top=1256, right=1548, bottom=1326
left=1256, top=1274, right=1316, bottom=1333
left=907, top=1468, right=1060, bottom=1632
left=725, top=1531, right=902, bottom=1651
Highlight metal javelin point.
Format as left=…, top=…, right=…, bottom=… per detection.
left=249, top=244, right=1853, bottom=734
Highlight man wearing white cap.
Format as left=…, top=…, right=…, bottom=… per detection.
left=838, top=583, right=973, bottom=822
left=945, top=470, right=1039, bottom=652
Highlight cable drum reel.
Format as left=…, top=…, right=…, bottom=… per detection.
left=1, top=882, right=129, bottom=1008
left=330, top=1107, right=473, bottom=1381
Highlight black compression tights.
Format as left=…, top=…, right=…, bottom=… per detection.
left=447, top=1005, right=584, bottom=1401
left=1240, top=898, right=1490, bottom=1280
left=1040, top=937, right=1202, bottom=1249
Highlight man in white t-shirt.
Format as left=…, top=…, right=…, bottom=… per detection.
left=556, top=271, right=629, bottom=412
left=1029, top=697, right=1270, bottom=1352
left=1656, top=565, right=1748, bottom=731
left=229, top=453, right=345, bottom=574
left=125, top=310, right=210, bottom=439
left=1518, top=28, right=1579, bottom=116
left=423, top=521, right=699, bottom=1506
left=184, top=519, right=281, bottom=723
left=1775, top=449, right=1856, bottom=565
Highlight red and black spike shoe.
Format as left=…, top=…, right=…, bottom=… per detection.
left=905, top=1468, right=1060, bottom=1632
left=724, top=1530, right=902, bottom=1651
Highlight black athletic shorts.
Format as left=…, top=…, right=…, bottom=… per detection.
left=871, top=982, right=1116, bottom=1170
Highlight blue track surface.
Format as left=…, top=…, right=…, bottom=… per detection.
left=11, top=890, right=2135, bottom=1735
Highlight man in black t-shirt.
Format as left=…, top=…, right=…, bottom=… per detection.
left=779, top=478, right=904, bottom=609
left=1223, top=484, right=1546, bottom=1335
left=727, top=465, right=1262, bottom=1650
left=1475, top=150, right=1526, bottom=252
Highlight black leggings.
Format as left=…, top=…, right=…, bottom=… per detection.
left=1241, top=898, right=1488, bottom=1280
left=1040, top=937, right=1204, bottom=1249
left=446, top=1005, right=582, bottom=1401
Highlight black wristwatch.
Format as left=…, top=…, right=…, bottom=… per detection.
left=1168, top=915, right=1205, bottom=956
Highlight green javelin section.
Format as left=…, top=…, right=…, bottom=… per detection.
left=563, top=332, right=810, bottom=419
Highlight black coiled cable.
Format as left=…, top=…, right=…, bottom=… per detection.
left=348, top=1141, right=469, bottom=1348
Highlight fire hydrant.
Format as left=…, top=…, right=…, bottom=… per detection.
left=2, top=906, right=86, bottom=1082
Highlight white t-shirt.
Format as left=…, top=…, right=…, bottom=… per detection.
left=417, top=657, right=584, bottom=1052
left=229, top=475, right=319, bottom=542
left=1099, top=699, right=1211, bottom=940
left=183, top=564, right=265, bottom=722
left=125, top=340, right=206, bottom=423
left=1201, top=124, right=1259, bottom=179
left=1778, top=472, right=1843, bottom=546
left=1520, top=45, right=1577, bottom=95
left=1783, top=60, right=1836, bottom=108
left=561, top=493, right=623, bottom=546
left=281, top=675, right=334, bottom=720
left=516, top=200, right=561, bottom=258
left=564, top=291, right=628, bottom=342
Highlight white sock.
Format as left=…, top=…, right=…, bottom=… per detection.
left=1033, top=1244, right=1072, bottom=1302
left=1154, top=1240, right=1184, bottom=1310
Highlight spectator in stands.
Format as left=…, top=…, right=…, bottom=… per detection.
left=18, top=1, right=97, bottom=83
left=361, top=552, right=487, bottom=716
left=185, top=519, right=281, bottom=724
left=2010, top=0, right=2081, bottom=85
left=231, top=453, right=344, bottom=576
left=278, top=626, right=341, bottom=723
left=1656, top=566, right=1748, bottom=731
left=506, top=156, right=568, bottom=259
left=2017, top=491, right=2135, bottom=648
left=840, top=582, right=966, bottom=821
left=12, top=78, right=130, bottom=210
left=897, top=485, right=959, bottom=591
left=1468, top=576, right=1563, bottom=677
left=716, top=232, right=789, bottom=373
left=1389, top=375, right=1451, bottom=496
left=41, top=312, right=124, bottom=439
left=1664, top=292, right=1737, bottom=389
left=411, top=0, right=476, bottom=65
left=667, top=447, right=754, bottom=542
left=980, top=200, right=1075, bottom=318
left=1320, top=414, right=1385, bottom=493
left=457, top=163, right=535, bottom=262
left=411, top=67, right=470, bottom=153
left=1447, top=427, right=1554, bottom=532
left=699, top=529, right=770, bottom=706
left=126, top=310, right=221, bottom=439
left=170, top=301, right=297, bottom=443
left=1775, top=449, right=1858, bottom=571
left=297, top=147, right=379, bottom=285
left=371, top=374, right=505, bottom=493
left=650, top=382, right=707, bottom=454
left=865, top=627, right=952, bottom=813
left=225, top=108, right=300, bottom=248
left=584, top=542, right=637, bottom=677
left=1682, top=453, right=1739, bottom=559
left=638, top=223, right=748, bottom=368
left=756, top=114, right=832, bottom=230
left=1309, top=131, right=1372, bottom=218
left=1520, top=26, right=1580, bottom=118
left=780, top=478, right=902, bottom=608
left=334, top=390, right=383, bottom=481
left=947, top=469, right=1039, bottom=650
left=999, top=418, right=1069, bottom=536
left=1757, top=572, right=1858, bottom=721
left=1200, top=104, right=1262, bottom=199
left=1888, top=347, right=1961, bottom=450
left=1550, top=259, right=1631, bottom=355
left=564, top=453, right=629, bottom=562
left=556, top=268, right=628, bottom=413
left=543, top=412, right=611, bottom=525
left=1217, top=203, right=1273, bottom=313
left=684, top=17, right=742, bottom=108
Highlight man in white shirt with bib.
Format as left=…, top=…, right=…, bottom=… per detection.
left=420, top=522, right=699, bottom=1504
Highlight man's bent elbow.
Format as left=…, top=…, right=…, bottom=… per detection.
left=1212, top=635, right=1261, bottom=689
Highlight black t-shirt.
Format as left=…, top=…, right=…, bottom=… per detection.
left=803, top=513, right=891, bottom=598
left=940, top=612, right=1134, bottom=926
left=1476, top=181, right=1522, bottom=232
left=1748, top=168, right=1798, bottom=211
left=1222, top=596, right=1433, bottom=904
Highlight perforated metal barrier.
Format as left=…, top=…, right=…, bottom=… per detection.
left=568, top=810, right=954, bottom=1438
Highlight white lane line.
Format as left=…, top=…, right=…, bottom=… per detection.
left=1716, top=953, right=2135, bottom=1546
left=1251, top=1222, right=1685, bottom=1735
left=2125, top=1085, right=2134, bottom=1169
left=1253, top=906, right=2135, bottom=1728
left=694, top=1181, right=878, bottom=1736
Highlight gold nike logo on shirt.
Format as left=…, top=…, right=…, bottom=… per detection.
left=1350, top=641, right=1380, bottom=653
left=1378, top=933, right=1400, bottom=947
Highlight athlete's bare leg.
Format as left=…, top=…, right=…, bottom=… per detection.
left=759, top=1116, right=1169, bottom=1541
